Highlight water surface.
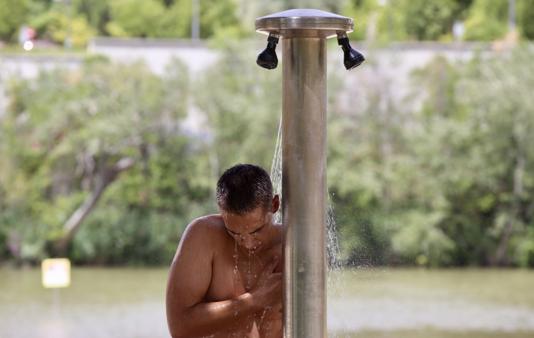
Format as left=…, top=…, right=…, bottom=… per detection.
left=1, top=267, right=533, bottom=338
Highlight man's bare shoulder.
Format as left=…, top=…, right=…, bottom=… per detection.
left=180, top=214, right=228, bottom=245
left=171, top=214, right=228, bottom=267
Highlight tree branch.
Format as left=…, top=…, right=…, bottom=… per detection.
left=53, top=157, right=135, bottom=255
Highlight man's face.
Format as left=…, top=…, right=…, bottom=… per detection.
left=221, top=196, right=279, bottom=252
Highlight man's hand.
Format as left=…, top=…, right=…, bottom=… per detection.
left=258, top=303, right=283, bottom=338
left=250, top=256, right=282, bottom=311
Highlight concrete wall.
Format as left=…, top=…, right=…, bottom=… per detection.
left=0, top=39, right=493, bottom=121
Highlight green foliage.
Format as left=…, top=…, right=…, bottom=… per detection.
left=199, top=0, right=243, bottom=39
left=2, top=0, right=534, bottom=45
left=343, top=0, right=381, bottom=41
left=344, top=0, right=473, bottom=42
left=70, top=206, right=187, bottom=265
left=402, top=0, right=459, bottom=40
left=391, top=211, right=454, bottom=267
left=194, top=41, right=282, bottom=173
left=73, top=0, right=111, bottom=36
left=2, top=41, right=534, bottom=268
left=156, top=0, right=193, bottom=38
left=463, top=0, right=508, bottom=41
left=107, top=0, right=167, bottom=38
left=0, top=57, right=213, bottom=263
left=106, top=0, right=243, bottom=39
left=327, top=46, right=534, bottom=267
left=30, top=10, right=95, bottom=47
left=328, top=59, right=405, bottom=265
left=0, top=0, right=30, bottom=41
left=519, top=0, right=534, bottom=39
left=513, top=228, right=534, bottom=267
left=406, top=47, right=534, bottom=266
left=455, top=48, right=534, bottom=264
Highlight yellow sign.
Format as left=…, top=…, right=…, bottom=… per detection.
left=41, top=258, right=71, bottom=288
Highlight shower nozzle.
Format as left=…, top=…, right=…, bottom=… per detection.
left=257, top=34, right=279, bottom=70
left=337, top=34, right=365, bottom=70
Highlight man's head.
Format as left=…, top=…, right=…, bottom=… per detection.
left=216, top=164, right=279, bottom=251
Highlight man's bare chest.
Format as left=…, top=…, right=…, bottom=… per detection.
left=205, top=244, right=281, bottom=302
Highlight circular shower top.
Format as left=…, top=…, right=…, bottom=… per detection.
left=255, top=9, right=353, bottom=37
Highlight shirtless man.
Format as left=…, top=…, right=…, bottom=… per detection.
left=166, top=164, right=283, bottom=338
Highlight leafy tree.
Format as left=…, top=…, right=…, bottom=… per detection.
left=30, top=10, right=95, bottom=47
left=0, top=56, right=211, bottom=261
left=328, top=46, right=534, bottom=267
left=106, top=0, right=243, bottom=39
left=403, top=48, right=534, bottom=266
left=455, top=48, right=534, bottom=266
left=156, top=0, right=193, bottom=38
left=345, top=0, right=473, bottom=42
left=343, top=0, right=382, bottom=41
left=402, top=0, right=459, bottom=40
left=463, top=0, right=508, bottom=41
left=281, top=0, right=346, bottom=12
left=0, top=0, right=30, bottom=41
left=327, top=52, right=414, bottom=265
left=193, top=41, right=281, bottom=174
left=73, top=0, right=111, bottom=36
left=518, top=0, right=534, bottom=39
left=198, top=0, right=243, bottom=39
left=107, top=0, right=166, bottom=38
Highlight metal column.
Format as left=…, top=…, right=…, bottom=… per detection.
left=255, top=9, right=356, bottom=338
left=282, top=35, right=327, bottom=337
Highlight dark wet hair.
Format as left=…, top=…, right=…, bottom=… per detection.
left=216, top=164, right=273, bottom=215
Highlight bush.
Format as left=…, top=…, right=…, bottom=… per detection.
left=513, top=229, right=534, bottom=268
left=403, top=0, right=459, bottom=40
left=0, top=0, right=30, bottom=42
left=463, top=0, right=508, bottom=41
left=391, top=211, right=455, bottom=267
left=519, top=0, right=534, bottom=39
left=70, top=206, right=186, bottom=265
left=107, top=0, right=166, bottom=38
left=30, top=10, right=95, bottom=47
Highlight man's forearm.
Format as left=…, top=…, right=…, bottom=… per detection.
left=169, top=292, right=260, bottom=338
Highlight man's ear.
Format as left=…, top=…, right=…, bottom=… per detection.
left=272, top=195, right=280, bottom=213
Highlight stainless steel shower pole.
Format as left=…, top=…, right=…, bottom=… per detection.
left=256, top=9, right=354, bottom=338
left=282, top=34, right=327, bottom=337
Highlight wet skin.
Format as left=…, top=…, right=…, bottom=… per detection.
left=166, top=197, right=283, bottom=338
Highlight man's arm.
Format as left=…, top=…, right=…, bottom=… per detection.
left=166, top=219, right=281, bottom=338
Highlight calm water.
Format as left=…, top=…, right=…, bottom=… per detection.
left=1, top=267, right=533, bottom=338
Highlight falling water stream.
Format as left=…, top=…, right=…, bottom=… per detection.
left=269, top=116, right=343, bottom=272
left=268, top=115, right=345, bottom=336
left=270, top=117, right=283, bottom=225
left=259, top=111, right=370, bottom=338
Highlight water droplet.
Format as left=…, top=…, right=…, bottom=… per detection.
left=233, top=239, right=240, bottom=294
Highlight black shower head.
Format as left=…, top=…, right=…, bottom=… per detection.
left=337, top=35, right=365, bottom=70
left=257, top=34, right=279, bottom=70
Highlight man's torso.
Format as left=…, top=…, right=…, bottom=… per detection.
left=200, top=215, right=283, bottom=338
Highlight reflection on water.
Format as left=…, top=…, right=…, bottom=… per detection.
left=1, top=267, right=533, bottom=338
